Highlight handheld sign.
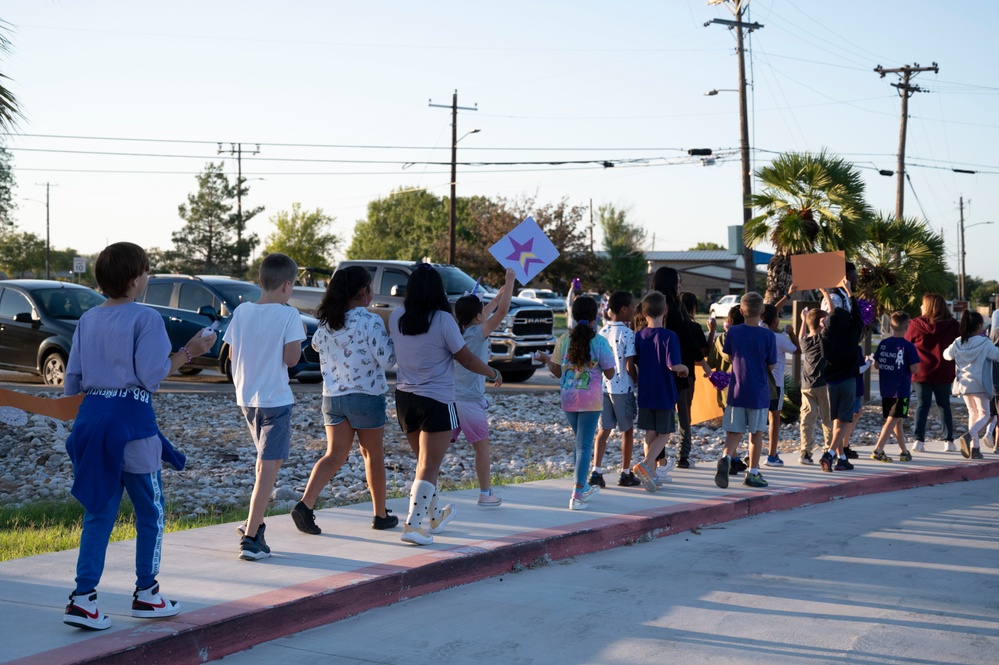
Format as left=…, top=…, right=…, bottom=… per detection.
left=790, top=251, right=846, bottom=291
left=488, top=216, right=560, bottom=286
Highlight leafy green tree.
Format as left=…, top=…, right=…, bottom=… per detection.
left=969, top=279, right=999, bottom=306
left=264, top=203, right=340, bottom=269
left=0, top=230, right=44, bottom=277
left=0, top=145, right=15, bottom=232
left=347, top=188, right=449, bottom=260
left=0, top=21, right=24, bottom=133
left=855, top=213, right=950, bottom=315
left=690, top=241, right=725, bottom=251
left=747, top=150, right=870, bottom=304
left=172, top=163, right=260, bottom=275
left=598, top=204, right=646, bottom=293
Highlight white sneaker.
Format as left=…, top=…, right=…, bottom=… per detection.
left=580, top=484, right=600, bottom=501
left=64, top=590, right=111, bottom=630
left=429, top=503, right=456, bottom=534
left=569, top=494, right=588, bottom=510
left=943, top=441, right=957, bottom=452
left=983, top=433, right=995, bottom=450
left=401, top=525, right=434, bottom=545
left=913, top=441, right=925, bottom=452
left=131, top=583, right=181, bottom=619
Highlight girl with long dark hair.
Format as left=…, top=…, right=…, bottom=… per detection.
left=292, top=266, right=397, bottom=535
left=536, top=296, right=616, bottom=510
left=389, top=264, right=500, bottom=545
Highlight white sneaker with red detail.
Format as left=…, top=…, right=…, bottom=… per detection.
left=131, top=583, right=181, bottom=619
left=64, top=590, right=112, bottom=630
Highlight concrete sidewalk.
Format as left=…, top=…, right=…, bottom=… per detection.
left=3, top=448, right=998, bottom=665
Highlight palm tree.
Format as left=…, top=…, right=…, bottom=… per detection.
left=0, top=20, right=23, bottom=133
left=855, top=212, right=950, bottom=316
left=746, top=150, right=870, bottom=303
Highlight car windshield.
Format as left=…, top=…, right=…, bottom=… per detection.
left=212, top=281, right=262, bottom=306
left=35, top=288, right=106, bottom=319
left=436, top=266, right=479, bottom=296
left=535, top=290, right=558, bottom=298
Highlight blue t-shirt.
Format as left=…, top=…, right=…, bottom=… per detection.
left=876, top=336, right=920, bottom=398
left=635, top=327, right=681, bottom=411
left=723, top=323, right=778, bottom=410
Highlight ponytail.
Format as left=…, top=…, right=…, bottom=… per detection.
left=567, top=296, right=598, bottom=366
left=959, top=309, right=983, bottom=344
left=316, top=266, right=370, bottom=331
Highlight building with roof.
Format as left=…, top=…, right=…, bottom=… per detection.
left=642, top=249, right=772, bottom=308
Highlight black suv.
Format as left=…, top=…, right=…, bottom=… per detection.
left=0, top=280, right=106, bottom=385
left=138, top=275, right=321, bottom=382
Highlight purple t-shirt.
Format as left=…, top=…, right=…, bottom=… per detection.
left=635, top=327, right=681, bottom=411
left=389, top=308, right=465, bottom=404
left=723, top=323, right=778, bottom=410
left=876, top=336, right=920, bottom=398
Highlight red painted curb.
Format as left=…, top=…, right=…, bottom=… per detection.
left=11, top=460, right=999, bottom=665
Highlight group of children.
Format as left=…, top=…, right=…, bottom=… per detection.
left=60, top=242, right=995, bottom=630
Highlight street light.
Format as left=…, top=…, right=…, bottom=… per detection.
left=704, top=88, right=738, bottom=96
left=959, top=220, right=994, bottom=300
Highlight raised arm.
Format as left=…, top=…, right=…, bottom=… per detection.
left=481, top=268, right=517, bottom=337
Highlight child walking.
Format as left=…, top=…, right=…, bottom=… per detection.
left=592, top=291, right=640, bottom=488
left=762, top=297, right=800, bottom=467
left=818, top=280, right=865, bottom=472
left=452, top=268, right=516, bottom=507
left=224, top=252, right=306, bottom=560
left=943, top=310, right=999, bottom=459
left=63, top=242, right=217, bottom=629
left=292, top=266, right=398, bottom=535
left=870, top=311, right=920, bottom=462
left=798, top=308, right=831, bottom=465
left=629, top=291, right=688, bottom=492
left=714, top=292, right=777, bottom=489
left=536, top=296, right=615, bottom=510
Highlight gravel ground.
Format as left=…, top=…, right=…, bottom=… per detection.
left=0, top=390, right=970, bottom=517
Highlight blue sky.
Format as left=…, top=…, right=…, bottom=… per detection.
left=3, top=1, right=998, bottom=281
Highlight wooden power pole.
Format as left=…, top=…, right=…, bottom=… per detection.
left=429, top=91, right=478, bottom=265
left=874, top=62, right=939, bottom=219
left=218, top=142, right=260, bottom=275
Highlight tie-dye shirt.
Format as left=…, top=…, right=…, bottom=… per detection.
left=552, top=331, right=615, bottom=412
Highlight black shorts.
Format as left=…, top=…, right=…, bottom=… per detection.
left=395, top=390, right=459, bottom=434
left=991, top=396, right=997, bottom=418
left=882, top=397, right=910, bottom=419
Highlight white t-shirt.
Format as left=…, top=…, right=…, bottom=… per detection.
left=597, top=322, right=636, bottom=394
left=223, top=302, right=306, bottom=407
left=771, top=329, right=798, bottom=388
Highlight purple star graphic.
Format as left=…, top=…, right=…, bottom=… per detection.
left=506, top=236, right=533, bottom=262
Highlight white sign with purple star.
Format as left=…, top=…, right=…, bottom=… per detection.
left=488, top=216, right=560, bottom=285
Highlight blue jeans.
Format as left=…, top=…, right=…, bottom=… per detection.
left=75, top=470, right=164, bottom=593
left=913, top=382, right=954, bottom=442
left=565, top=411, right=600, bottom=489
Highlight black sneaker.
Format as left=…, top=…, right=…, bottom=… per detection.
left=618, top=471, right=642, bottom=487
left=372, top=508, right=399, bottom=530
left=834, top=457, right=855, bottom=471
left=820, top=451, right=835, bottom=473
left=729, top=457, right=748, bottom=475
left=844, top=446, right=859, bottom=459
left=714, top=457, right=730, bottom=489
left=677, top=457, right=693, bottom=469
left=235, top=520, right=267, bottom=540
left=291, top=501, right=321, bottom=535
left=239, top=533, right=271, bottom=561
left=589, top=470, right=606, bottom=488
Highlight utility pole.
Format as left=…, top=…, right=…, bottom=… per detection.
left=959, top=195, right=966, bottom=301
left=874, top=62, right=939, bottom=219
left=35, top=182, right=58, bottom=280
left=218, top=142, right=260, bottom=275
left=429, top=90, right=478, bottom=265
left=589, top=199, right=594, bottom=253
left=705, top=0, right=762, bottom=294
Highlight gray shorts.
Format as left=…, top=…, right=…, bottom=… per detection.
left=600, top=392, right=636, bottom=432
left=322, top=393, right=386, bottom=429
left=827, top=380, right=856, bottom=423
left=637, top=407, right=675, bottom=434
left=723, top=406, right=769, bottom=434
left=241, top=404, right=292, bottom=461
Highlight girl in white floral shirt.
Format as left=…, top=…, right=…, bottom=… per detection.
left=291, top=266, right=397, bottom=535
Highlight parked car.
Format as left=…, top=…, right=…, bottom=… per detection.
left=138, top=275, right=321, bottom=383
left=517, top=288, right=566, bottom=312
left=288, top=285, right=326, bottom=316
left=0, top=280, right=106, bottom=385
left=709, top=294, right=741, bottom=319
left=337, top=260, right=556, bottom=382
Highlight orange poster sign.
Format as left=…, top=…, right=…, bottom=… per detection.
left=790, top=251, right=846, bottom=291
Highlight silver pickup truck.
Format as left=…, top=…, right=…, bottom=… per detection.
left=330, top=260, right=555, bottom=382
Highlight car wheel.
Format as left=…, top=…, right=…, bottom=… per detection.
left=500, top=368, right=536, bottom=383
left=177, top=367, right=203, bottom=376
left=42, top=351, right=67, bottom=386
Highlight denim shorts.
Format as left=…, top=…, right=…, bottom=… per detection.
left=321, top=393, right=387, bottom=429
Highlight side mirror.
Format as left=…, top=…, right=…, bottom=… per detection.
left=390, top=285, right=406, bottom=297
left=197, top=306, right=219, bottom=321
left=12, top=312, right=35, bottom=324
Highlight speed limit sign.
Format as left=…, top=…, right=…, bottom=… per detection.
left=73, top=257, right=86, bottom=274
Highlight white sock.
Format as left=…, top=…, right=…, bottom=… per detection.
left=592, top=466, right=603, bottom=474
left=406, top=480, right=435, bottom=529
left=430, top=491, right=444, bottom=521
left=749, top=468, right=759, bottom=475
